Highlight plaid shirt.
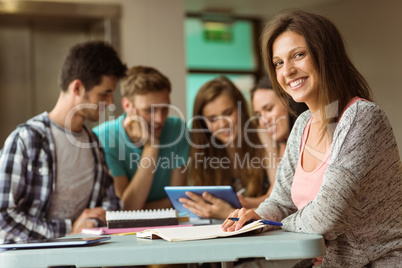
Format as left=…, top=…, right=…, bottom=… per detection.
left=0, top=112, right=120, bottom=243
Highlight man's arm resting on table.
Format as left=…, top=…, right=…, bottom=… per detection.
left=0, top=208, right=71, bottom=242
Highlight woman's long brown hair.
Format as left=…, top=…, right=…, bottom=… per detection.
left=189, top=76, right=267, bottom=197
left=261, top=10, right=372, bottom=140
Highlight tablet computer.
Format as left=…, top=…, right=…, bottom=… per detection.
left=0, top=236, right=111, bottom=250
left=164, top=186, right=242, bottom=218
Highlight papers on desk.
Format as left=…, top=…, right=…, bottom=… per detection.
left=136, top=220, right=265, bottom=242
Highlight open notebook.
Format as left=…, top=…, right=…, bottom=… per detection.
left=136, top=220, right=265, bottom=242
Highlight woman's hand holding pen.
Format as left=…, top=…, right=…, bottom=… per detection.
left=221, top=208, right=261, bottom=232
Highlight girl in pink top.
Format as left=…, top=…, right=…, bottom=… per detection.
left=222, top=10, right=402, bottom=267
left=292, top=97, right=367, bottom=210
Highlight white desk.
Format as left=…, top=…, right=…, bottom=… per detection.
left=0, top=230, right=325, bottom=268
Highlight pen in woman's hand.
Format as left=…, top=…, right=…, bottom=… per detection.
left=228, top=217, right=283, bottom=226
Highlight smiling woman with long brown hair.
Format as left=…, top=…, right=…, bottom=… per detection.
left=222, top=10, right=402, bottom=267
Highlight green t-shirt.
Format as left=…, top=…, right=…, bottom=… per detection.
left=93, top=114, right=189, bottom=202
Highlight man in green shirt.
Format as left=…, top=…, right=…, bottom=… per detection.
left=93, top=66, right=189, bottom=210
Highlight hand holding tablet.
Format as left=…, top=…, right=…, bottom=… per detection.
left=164, top=186, right=241, bottom=218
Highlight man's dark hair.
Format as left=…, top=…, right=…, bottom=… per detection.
left=250, top=76, right=273, bottom=102
left=59, top=40, right=127, bottom=92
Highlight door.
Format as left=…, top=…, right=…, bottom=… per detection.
left=0, top=1, right=121, bottom=145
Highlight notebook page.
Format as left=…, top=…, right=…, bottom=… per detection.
left=137, top=220, right=265, bottom=242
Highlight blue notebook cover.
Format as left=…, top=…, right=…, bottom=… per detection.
left=164, top=186, right=241, bottom=218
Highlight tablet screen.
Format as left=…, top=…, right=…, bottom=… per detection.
left=164, top=186, right=241, bottom=218
left=0, top=236, right=111, bottom=250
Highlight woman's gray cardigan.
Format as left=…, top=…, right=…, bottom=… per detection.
left=255, top=100, right=402, bottom=267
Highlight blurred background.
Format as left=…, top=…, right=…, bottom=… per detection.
left=1, top=0, right=401, bottom=158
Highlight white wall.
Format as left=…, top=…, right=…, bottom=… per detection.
left=27, top=0, right=187, bottom=118
left=308, top=0, right=402, bottom=157
left=19, top=0, right=402, bottom=157
left=118, top=0, right=186, bottom=118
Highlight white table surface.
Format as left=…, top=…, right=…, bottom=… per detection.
left=0, top=229, right=326, bottom=268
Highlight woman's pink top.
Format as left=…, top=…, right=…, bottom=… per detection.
left=291, top=97, right=367, bottom=266
left=291, top=96, right=366, bottom=210
left=291, top=116, right=331, bottom=210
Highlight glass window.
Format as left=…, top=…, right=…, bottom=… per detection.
left=185, top=15, right=261, bottom=120
left=185, top=18, right=256, bottom=71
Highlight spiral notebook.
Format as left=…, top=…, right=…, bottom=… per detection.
left=106, top=208, right=179, bottom=229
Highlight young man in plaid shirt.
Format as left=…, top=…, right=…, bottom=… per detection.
left=0, top=41, right=127, bottom=243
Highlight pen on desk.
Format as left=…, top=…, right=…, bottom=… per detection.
left=229, top=217, right=283, bottom=226
left=115, top=232, right=137, bottom=236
